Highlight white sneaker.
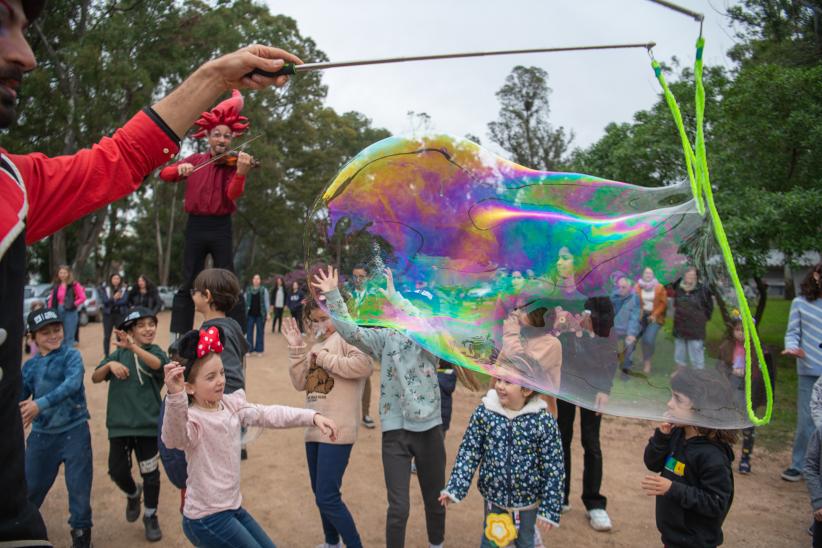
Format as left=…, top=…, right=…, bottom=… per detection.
left=316, top=543, right=342, bottom=548
left=586, top=508, right=612, bottom=532
left=560, top=504, right=571, bottom=514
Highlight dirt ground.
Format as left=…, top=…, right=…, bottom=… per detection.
left=35, top=311, right=809, bottom=547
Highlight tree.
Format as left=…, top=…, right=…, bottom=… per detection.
left=487, top=65, right=573, bottom=170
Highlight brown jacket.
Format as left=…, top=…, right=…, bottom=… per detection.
left=288, top=331, right=373, bottom=444
left=636, top=283, right=667, bottom=325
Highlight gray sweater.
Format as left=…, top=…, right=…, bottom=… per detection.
left=805, top=429, right=822, bottom=511
left=201, top=316, right=248, bottom=393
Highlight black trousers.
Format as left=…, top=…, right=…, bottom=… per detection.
left=170, top=215, right=245, bottom=334
left=557, top=399, right=607, bottom=510
left=382, top=427, right=446, bottom=548
left=272, top=307, right=284, bottom=333
left=0, top=234, right=48, bottom=542
left=108, top=436, right=161, bottom=510
left=102, top=311, right=124, bottom=357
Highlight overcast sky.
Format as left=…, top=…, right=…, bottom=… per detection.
left=265, top=0, right=740, bottom=153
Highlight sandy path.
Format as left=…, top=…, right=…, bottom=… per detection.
left=34, top=312, right=808, bottom=547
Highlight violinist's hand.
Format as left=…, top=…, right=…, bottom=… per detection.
left=236, top=152, right=254, bottom=175
left=177, top=163, right=194, bottom=177
left=204, top=44, right=303, bottom=91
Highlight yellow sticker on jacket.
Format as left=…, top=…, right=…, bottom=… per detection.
left=665, top=456, right=686, bottom=476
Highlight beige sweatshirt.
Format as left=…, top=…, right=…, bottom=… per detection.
left=288, top=331, right=373, bottom=444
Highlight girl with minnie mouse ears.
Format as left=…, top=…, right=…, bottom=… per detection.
left=161, top=327, right=338, bottom=547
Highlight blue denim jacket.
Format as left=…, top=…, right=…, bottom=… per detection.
left=20, top=344, right=90, bottom=434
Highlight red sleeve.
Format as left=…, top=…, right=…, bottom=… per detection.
left=159, top=164, right=182, bottom=182
left=226, top=173, right=246, bottom=201
left=11, top=109, right=180, bottom=244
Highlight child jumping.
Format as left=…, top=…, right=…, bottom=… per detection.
left=286, top=296, right=373, bottom=548
left=439, top=374, right=564, bottom=548
left=20, top=308, right=93, bottom=548
left=161, top=326, right=338, bottom=547
left=642, top=367, right=736, bottom=548
left=313, top=265, right=446, bottom=548
left=91, top=306, right=168, bottom=542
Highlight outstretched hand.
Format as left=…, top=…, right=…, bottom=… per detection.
left=641, top=474, right=672, bottom=496
left=282, top=317, right=304, bottom=346
left=311, top=266, right=339, bottom=293
left=537, top=520, right=553, bottom=534
left=438, top=493, right=451, bottom=507
left=782, top=347, right=806, bottom=359
left=206, top=44, right=303, bottom=91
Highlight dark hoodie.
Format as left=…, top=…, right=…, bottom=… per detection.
left=201, top=316, right=248, bottom=393
left=643, top=427, right=734, bottom=548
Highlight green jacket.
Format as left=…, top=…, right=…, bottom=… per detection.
left=96, top=344, right=168, bottom=438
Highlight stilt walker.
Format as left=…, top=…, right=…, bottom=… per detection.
left=159, top=90, right=256, bottom=336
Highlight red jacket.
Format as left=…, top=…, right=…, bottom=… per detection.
left=0, top=108, right=180, bottom=256
left=158, top=152, right=246, bottom=216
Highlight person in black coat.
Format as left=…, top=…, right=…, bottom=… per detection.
left=286, top=280, right=305, bottom=333
left=127, top=275, right=161, bottom=315
left=642, top=368, right=736, bottom=548
left=99, top=273, right=129, bottom=356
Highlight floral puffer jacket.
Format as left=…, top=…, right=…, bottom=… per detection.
left=442, top=389, right=565, bottom=525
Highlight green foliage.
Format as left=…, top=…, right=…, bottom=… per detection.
left=9, top=0, right=388, bottom=285
left=487, top=65, right=573, bottom=170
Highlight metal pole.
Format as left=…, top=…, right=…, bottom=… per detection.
left=646, top=0, right=705, bottom=22
left=251, top=42, right=656, bottom=79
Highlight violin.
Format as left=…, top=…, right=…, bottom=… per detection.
left=217, top=151, right=261, bottom=169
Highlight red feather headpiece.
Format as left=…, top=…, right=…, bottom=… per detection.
left=192, top=89, right=250, bottom=139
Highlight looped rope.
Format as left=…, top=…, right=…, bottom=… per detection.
left=652, top=37, right=774, bottom=426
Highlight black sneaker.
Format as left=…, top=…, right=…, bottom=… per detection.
left=781, top=467, right=803, bottom=482
left=143, top=513, right=162, bottom=542
left=71, top=528, right=92, bottom=548
left=241, top=448, right=248, bottom=460
left=126, top=484, right=142, bottom=522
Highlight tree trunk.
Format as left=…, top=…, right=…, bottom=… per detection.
left=154, top=187, right=165, bottom=284
left=72, top=208, right=107, bottom=277
left=784, top=261, right=796, bottom=301
left=161, top=183, right=180, bottom=286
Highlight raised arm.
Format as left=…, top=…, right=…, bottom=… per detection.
left=161, top=363, right=202, bottom=450
left=643, top=425, right=674, bottom=472
left=315, top=340, right=373, bottom=380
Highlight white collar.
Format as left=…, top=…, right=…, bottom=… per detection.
left=482, top=389, right=546, bottom=420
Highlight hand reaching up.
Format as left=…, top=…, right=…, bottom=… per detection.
left=378, top=268, right=397, bottom=300
left=164, top=362, right=186, bottom=395
left=282, top=317, right=304, bottom=346
left=311, top=266, right=339, bottom=294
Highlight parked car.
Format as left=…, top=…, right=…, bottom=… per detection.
left=22, top=283, right=51, bottom=326
left=79, top=286, right=103, bottom=326
left=157, top=286, right=175, bottom=311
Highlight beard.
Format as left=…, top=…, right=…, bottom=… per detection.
left=0, top=65, right=25, bottom=129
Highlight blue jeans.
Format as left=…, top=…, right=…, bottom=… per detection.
left=791, top=374, right=819, bottom=472
left=616, top=335, right=636, bottom=370
left=640, top=320, right=661, bottom=361
left=25, top=421, right=93, bottom=530
left=58, top=305, right=79, bottom=346
left=182, top=507, right=275, bottom=548
left=306, top=442, right=362, bottom=548
left=480, top=502, right=538, bottom=548
left=246, top=315, right=265, bottom=353
left=674, top=338, right=705, bottom=369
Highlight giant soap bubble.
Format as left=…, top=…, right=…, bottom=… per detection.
left=306, top=134, right=766, bottom=428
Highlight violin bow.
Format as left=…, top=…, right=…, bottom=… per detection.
left=249, top=42, right=656, bottom=79
left=191, top=134, right=262, bottom=174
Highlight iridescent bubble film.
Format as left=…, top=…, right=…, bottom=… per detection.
left=307, top=134, right=761, bottom=428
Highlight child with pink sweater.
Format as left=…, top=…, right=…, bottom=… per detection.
left=161, top=326, right=338, bottom=547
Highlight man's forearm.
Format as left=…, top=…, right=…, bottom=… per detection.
left=151, top=63, right=225, bottom=139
